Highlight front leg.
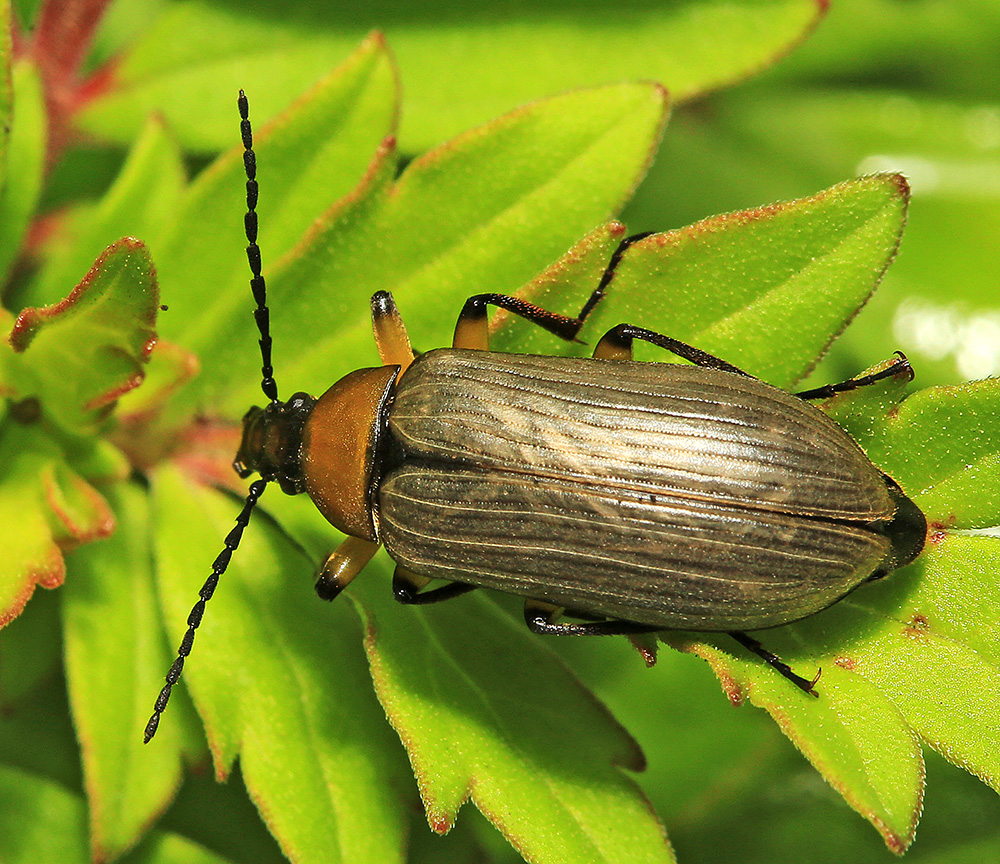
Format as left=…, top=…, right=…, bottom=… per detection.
left=315, top=536, right=380, bottom=600
left=453, top=233, right=654, bottom=351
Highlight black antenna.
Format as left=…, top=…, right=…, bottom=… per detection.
left=144, top=91, right=275, bottom=743
left=239, top=89, right=278, bottom=404
left=144, top=479, right=267, bottom=742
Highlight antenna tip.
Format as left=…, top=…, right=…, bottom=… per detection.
left=143, top=713, right=159, bottom=744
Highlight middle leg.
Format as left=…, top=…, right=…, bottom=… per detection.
left=593, top=322, right=753, bottom=376
left=453, top=232, right=654, bottom=351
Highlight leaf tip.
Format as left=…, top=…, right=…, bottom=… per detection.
left=427, top=811, right=454, bottom=835
left=888, top=172, right=911, bottom=201
left=0, top=546, right=65, bottom=627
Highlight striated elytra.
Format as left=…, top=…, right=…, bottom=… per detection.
left=144, top=91, right=926, bottom=743
left=376, top=349, right=924, bottom=632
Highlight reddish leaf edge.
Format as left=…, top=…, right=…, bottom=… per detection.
left=1, top=463, right=116, bottom=627
left=676, top=0, right=830, bottom=103
left=0, top=544, right=64, bottom=627
left=8, top=237, right=159, bottom=420
left=667, top=638, right=923, bottom=854
left=10, top=236, right=156, bottom=351
left=355, top=596, right=650, bottom=840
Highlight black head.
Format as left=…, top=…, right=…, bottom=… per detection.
left=233, top=392, right=317, bottom=494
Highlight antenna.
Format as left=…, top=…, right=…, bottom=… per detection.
left=238, top=89, right=278, bottom=404
left=144, top=479, right=267, bottom=742
left=144, top=91, right=275, bottom=743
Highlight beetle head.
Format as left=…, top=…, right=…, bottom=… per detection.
left=233, top=392, right=317, bottom=495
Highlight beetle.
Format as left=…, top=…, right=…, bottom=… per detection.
left=144, top=92, right=926, bottom=742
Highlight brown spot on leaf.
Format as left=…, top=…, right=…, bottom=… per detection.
left=834, top=656, right=856, bottom=671
left=903, top=614, right=930, bottom=639
left=928, top=518, right=953, bottom=545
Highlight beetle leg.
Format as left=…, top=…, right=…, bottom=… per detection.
left=795, top=351, right=913, bottom=400
left=371, top=290, right=416, bottom=373
left=314, top=536, right=380, bottom=601
left=593, top=324, right=753, bottom=376
left=524, top=599, right=661, bottom=636
left=453, top=232, right=654, bottom=351
left=392, top=566, right=478, bottom=605
left=729, top=631, right=820, bottom=696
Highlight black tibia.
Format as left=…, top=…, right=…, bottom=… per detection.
left=729, top=631, right=820, bottom=696
left=795, top=352, right=913, bottom=401
left=594, top=323, right=752, bottom=376
left=392, top=567, right=478, bottom=605
left=454, top=232, right=654, bottom=346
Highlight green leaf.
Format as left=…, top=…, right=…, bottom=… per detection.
left=7, top=238, right=159, bottom=432
left=23, top=113, right=186, bottom=308
left=660, top=364, right=1000, bottom=850
left=680, top=636, right=924, bottom=852
left=0, top=422, right=113, bottom=626
left=0, top=58, right=46, bottom=288
left=151, top=33, right=398, bottom=350
left=0, top=0, right=12, bottom=189
left=623, top=88, right=1000, bottom=388
left=769, top=0, right=1000, bottom=99
left=176, top=81, right=668, bottom=416
left=0, top=764, right=90, bottom=863
left=76, top=0, right=821, bottom=153
left=0, top=584, right=60, bottom=705
left=62, top=482, right=196, bottom=862
left=0, top=680, right=82, bottom=795
left=0, top=764, right=240, bottom=864
left=492, top=175, right=909, bottom=384
left=151, top=464, right=409, bottom=864
left=868, top=379, right=1000, bottom=529
left=594, top=174, right=909, bottom=387
left=351, top=573, right=673, bottom=864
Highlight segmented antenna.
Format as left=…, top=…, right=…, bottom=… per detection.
left=239, top=89, right=278, bottom=404
left=144, top=92, right=276, bottom=743
left=144, top=478, right=267, bottom=743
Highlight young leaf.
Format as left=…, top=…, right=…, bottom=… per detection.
left=663, top=369, right=1000, bottom=850
left=7, top=238, right=158, bottom=432
left=152, top=32, right=399, bottom=346
left=23, top=113, right=186, bottom=309
left=0, top=421, right=113, bottom=625
left=0, top=582, right=61, bottom=705
left=0, top=0, right=11, bottom=186
left=0, top=764, right=90, bottom=863
left=587, top=174, right=910, bottom=387
left=0, top=764, right=240, bottom=864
